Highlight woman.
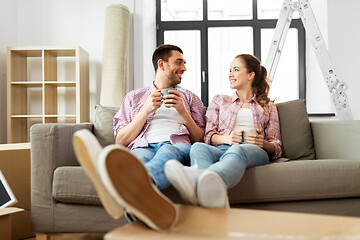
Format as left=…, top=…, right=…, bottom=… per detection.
left=164, top=54, right=282, bottom=208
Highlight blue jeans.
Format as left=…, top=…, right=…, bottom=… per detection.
left=190, top=142, right=269, bottom=189
left=131, top=141, right=190, bottom=190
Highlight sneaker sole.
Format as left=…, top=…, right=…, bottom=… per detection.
left=99, top=145, right=178, bottom=231
left=164, top=160, right=198, bottom=205
left=197, top=171, right=229, bottom=208
left=73, top=129, right=124, bottom=219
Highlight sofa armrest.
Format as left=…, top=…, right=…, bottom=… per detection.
left=311, top=120, right=360, bottom=160
left=30, top=123, right=93, bottom=232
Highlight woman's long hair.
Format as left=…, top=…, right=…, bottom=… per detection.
left=235, top=54, right=271, bottom=113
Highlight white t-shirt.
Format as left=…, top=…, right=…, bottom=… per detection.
left=233, top=108, right=254, bottom=131
left=145, top=104, right=183, bottom=143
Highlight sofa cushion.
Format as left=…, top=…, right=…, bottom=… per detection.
left=52, top=166, right=184, bottom=205
left=93, top=105, right=119, bottom=147
left=53, top=167, right=102, bottom=205
left=276, top=99, right=315, bottom=160
left=228, top=159, right=360, bottom=203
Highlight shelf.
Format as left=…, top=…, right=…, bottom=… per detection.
left=46, top=49, right=76, bottom=56
left=45, top=115, right=76, bottom=118
left=11, top=82, right=43, bottom=87
left=9, top=49, right=42, bottom=57
left=9, top=115, right=80, bottom=119
left=7, top=46, right=89, bottom=143
left=10, top=81, right=76, bottom=87
left=11, top=115, right=43, bottom=118
left=9, top=46, right=78, bottom=56
left=44, top=81, right=76, bottom=87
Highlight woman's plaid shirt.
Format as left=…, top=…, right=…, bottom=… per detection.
left=204, top=93, right=283, bottom=161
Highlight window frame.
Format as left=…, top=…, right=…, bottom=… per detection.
left=156, top=0, right=306, bottom=106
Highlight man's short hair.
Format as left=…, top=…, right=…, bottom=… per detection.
left=152, top=44, right=183, bottom=72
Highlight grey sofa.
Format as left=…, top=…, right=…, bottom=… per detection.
left=30, top=100, right=360, bottom=237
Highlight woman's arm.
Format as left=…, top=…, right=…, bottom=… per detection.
left=204, top=96, right=221, bottom=144
left=210, top=130, right=243, bottom=146
left=244, top=130, right=275, bottom=155
left=244, top=102, right=281, bottom=158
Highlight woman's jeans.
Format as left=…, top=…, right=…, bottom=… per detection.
left=190, top=142, right=269, bottom=189
left=131, top=141, right=190, bottom=190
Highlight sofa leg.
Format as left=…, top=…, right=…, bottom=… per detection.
left=36, top=233, right=50, bottom=240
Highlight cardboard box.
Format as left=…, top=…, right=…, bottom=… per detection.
left=0, top=143, right=33, bottom=239
left=0, top=208, right=24, bottom=240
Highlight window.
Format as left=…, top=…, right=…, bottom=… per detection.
left=157, top=0, right=305, bottom=106
left=208, top=27, right=253, bottom=100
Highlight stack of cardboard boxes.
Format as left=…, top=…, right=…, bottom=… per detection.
left=0, top=143, right=33, bottom=239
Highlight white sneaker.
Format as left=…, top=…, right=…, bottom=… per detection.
left=197, top=170, right=229, bottom=208
left=97, top=145, right=178, bottom=231
left=164, top=160, right=200, bottom=205
left=73, top=129, right=124, bottom=219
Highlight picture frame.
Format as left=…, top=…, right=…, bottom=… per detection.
left=0, top=170, right=17, bottom=208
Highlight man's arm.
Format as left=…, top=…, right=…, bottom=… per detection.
left=115, top=90, right=163, bottom=146
left=115, top=107, right=149, bottom=146
left=180, top=109, right=205, bottom=143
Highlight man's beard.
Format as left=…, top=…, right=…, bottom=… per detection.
left=169, top=73, right=181, bottom=86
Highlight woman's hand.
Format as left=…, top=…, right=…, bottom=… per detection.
left=228, top=130, right=243, bottom=145
left=244, top=129, right=275, bottom=155
left=244, top=129, right=264, bottom=148
left=211, top=130, right=243, bottom=146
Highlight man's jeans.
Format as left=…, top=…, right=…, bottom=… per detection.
left=190, top=142, right=269, bottom=189
left=131, top=141, right=190, bottom=190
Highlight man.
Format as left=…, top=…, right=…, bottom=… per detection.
left=114, top=44, right=205, bottom=189
left=73, top=44, right=205, bottom=231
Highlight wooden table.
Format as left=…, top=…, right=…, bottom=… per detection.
left=105, top=204, right=360, bottom=239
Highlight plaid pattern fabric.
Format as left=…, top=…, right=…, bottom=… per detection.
left=114, top=83, right=205, bottom=150
left=205, top=93, right=282, bottom=160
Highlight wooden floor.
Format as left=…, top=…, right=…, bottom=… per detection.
left=23, top=233, right=105, bottom=240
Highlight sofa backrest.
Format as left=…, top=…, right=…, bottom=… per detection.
left=311, top=120, right=360, bottom=160
left=93, top=99, right=316, bottom=160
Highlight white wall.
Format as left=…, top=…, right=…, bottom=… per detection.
left=16, top=0, right=135, bottom=115
left=0, top=0, right=140, bottom=143
left=328, top=0, right=360, bottom=119
left=0, top=0, right=18, bottom=143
